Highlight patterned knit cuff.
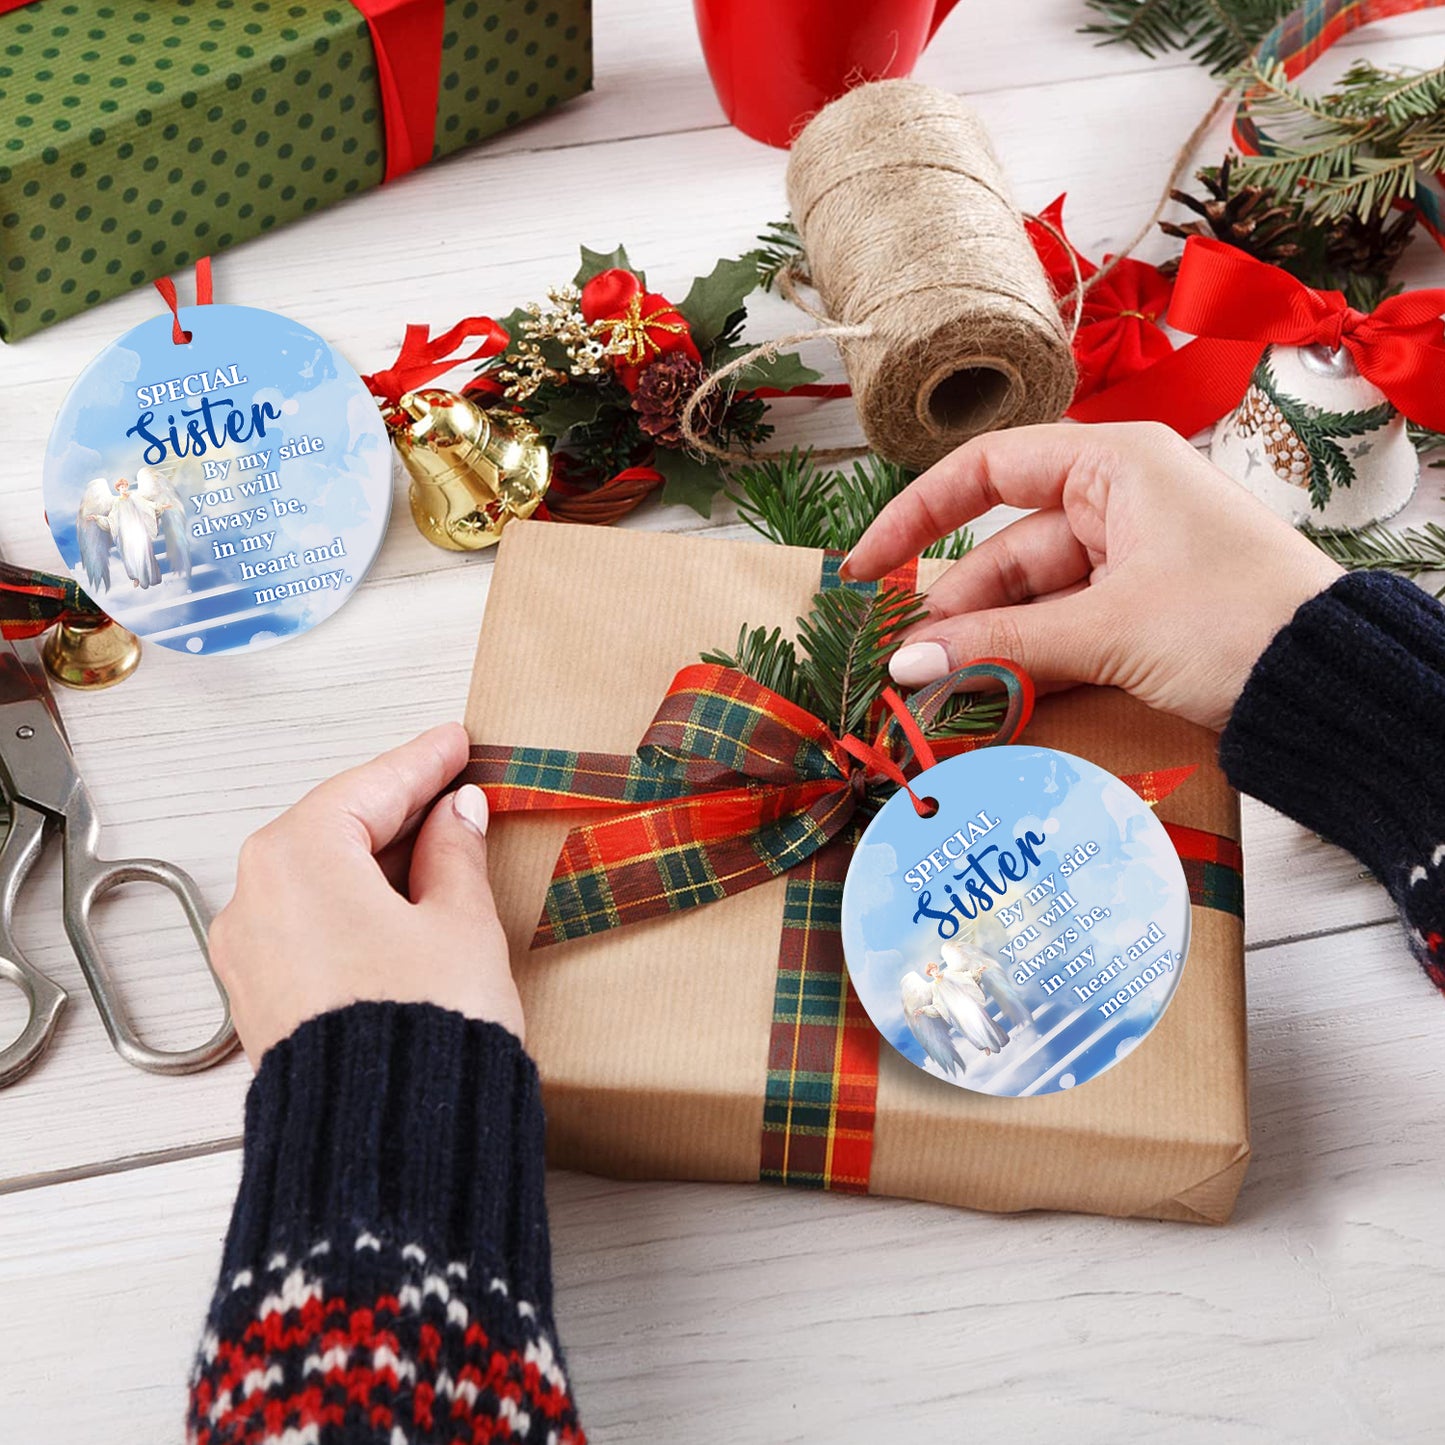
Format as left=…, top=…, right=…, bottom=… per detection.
left=1220, top=571, right=1445, bottom=950
left=220, top=1001, right=555, bottom=1316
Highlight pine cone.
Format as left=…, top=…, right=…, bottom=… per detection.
left=632, top=354, right=719, bottom=448
left=1323, top=206, right=1417, bottom=278
left=1159, top=155, right=1306, bottom=272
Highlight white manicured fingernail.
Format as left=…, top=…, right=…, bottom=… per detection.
left=889, top=641, right=950, bottom=687
left=453, top=784, right=489, bottom=836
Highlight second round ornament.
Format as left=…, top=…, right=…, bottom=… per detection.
left=841, top=745, right=1191, bottom=1097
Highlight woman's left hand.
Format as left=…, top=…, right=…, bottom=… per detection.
left=209, top=722, right=522, bottom=1068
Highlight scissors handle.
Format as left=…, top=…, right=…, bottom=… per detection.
left=0, top=804, right=69, bottom=1087
left=62, top=824, right=238, bottom=1076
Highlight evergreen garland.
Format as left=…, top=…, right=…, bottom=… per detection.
left=1304, top=521, right=1445, bottom=597
left=1079, top=0, right=1292, bottom=75
left=1233, top=59, right=1445, bottom=221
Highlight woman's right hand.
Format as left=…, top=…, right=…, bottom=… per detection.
left=842, top=421, right=1345, bottom=732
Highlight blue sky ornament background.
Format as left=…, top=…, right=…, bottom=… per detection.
left=44, top=304, right=391, bottom=656
left=841, top=746, right=1191, bottom=1097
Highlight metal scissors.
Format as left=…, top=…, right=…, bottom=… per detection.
left=0, top=631, right=237, bottom=1085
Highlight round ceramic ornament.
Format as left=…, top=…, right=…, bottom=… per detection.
left=1210, top=342, right=1418, bottom=531
left=43, top=303, right=392, bottom=655
left=841, top=745, right=1191, bottom=1096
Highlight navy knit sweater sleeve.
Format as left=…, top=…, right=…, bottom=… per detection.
left=185, top=1002, right=584, bottom=1444
left=1220, top=570, right=1445, bottom=993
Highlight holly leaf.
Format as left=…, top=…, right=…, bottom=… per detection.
left=530, top=383, right=604, bottom=442
left=575, top=244, right=644, bottom=289
left=496, top=305, right=530, bottom=345
left=653, top=447, right=726, bottom=516
left=677, top=252, right=764, bottom=349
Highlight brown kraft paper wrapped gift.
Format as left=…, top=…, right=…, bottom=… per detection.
left=464, top=522, right=1249, bottom=1225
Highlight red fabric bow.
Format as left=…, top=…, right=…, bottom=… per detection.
left=1073, top=236, right=1445, bottom=435
left=1026, top=195, right=1176, bottom=404
left=361, top=317, right=509, bottom=405
left=580, top=269, right=700, bottom=392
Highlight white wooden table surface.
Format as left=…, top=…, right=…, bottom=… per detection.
left=3, top=4, right=1445, bottom=1441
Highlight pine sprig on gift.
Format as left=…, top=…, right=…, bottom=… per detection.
left=1079, top=0, right=1292, bottom=76
left=1233, top=59, right=1445, bottom=222
left=705, top=623, right=805, bottom=703
left=703, top=586, right=1007, bottom=742
left=729, top=448, right=973, bottom=559
left=1304, top=521, right=1445, bottom=598
left=703, top=587, right=923, bottom=736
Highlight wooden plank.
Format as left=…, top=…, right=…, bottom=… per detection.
left=4, top=918, right=1442, bottom=1444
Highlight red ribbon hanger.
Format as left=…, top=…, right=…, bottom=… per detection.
left=361, top=317, right=510, bottom=404
left=1072, top=236, right=1445, bottom=436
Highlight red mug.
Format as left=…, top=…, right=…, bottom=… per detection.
left=693, top=0, right=963, bottom=148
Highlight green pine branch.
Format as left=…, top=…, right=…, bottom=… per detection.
left=755, top=218, right=804, bottom=292
left=701, top=623, right=803, bottom=704
left=1079, top=0, right=1292, bottom=75
left=703, top=587, right=925, bottom=737
left=728, top=448, right=973, bottom=559
left=1233, top=59, right=1445, bottom=221
left=703, top=585, right=1008, bottom=743
left=799, top=588, right=929, bottom=739
left=1408, top=422, right=1445, bottom=467
left=1303, top=521, right=1445, bottom=597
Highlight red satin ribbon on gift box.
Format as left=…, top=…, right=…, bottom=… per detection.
left=1072, top=236, right=1445, bottom=436
left=0, top=0, right=443, bottom=184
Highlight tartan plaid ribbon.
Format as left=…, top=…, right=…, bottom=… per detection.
left=0, top=563, right=104, bottom=641
left=465, top=656, right=1035, bottom=949
left=1235, top=0, right=1445, bottom=244
left=465, top=558, right=1246, bottom=1196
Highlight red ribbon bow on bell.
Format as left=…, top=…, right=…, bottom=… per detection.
left=361, top=316, right=509, bottom=407
left=1072, top=236, right=1445, bottom=436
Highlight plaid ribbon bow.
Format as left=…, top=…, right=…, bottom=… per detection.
left=466, top=658, right=1035, bottom=949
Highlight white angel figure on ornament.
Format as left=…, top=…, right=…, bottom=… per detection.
left=899, top=935, right=1033, bottom=1076
left=77, top=464, right=192, bottom=592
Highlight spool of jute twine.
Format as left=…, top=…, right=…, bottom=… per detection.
left=786, top=80, right=1076, bottom=470
left=680, top=77, right=1231, bottom=471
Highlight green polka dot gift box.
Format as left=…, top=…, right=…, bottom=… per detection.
left=0, top=0, right=592, bottom=340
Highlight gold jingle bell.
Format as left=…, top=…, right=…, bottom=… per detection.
left=387, top=388, right=550, bottom=551
left=41, top=614, right=143, bottom=690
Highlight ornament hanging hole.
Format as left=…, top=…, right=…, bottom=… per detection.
left=913, top=794, right=939, bottom=818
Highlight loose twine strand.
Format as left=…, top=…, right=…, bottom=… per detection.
left=679, top=80, right=1236, bottom=469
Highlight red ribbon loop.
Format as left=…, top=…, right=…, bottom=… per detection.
left=362, top=316, right=510, bottom=404
left=1073, top=237, right=1445, bottom=435
left=153, top=256, right=213, bottom=345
